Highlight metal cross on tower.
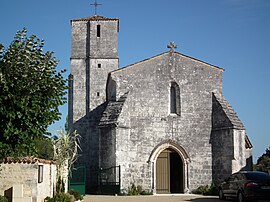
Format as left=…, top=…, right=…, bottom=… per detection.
left=167, top=42, right=177, bottom=52
left=90, top=0, right=102, bottom=16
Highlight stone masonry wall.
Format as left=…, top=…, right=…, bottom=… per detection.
left=232, top=129, right=247, bottom=173
left=36, top=163, right=56, bottom=202
left=0, top=163, right=56, bottom=202
left=0, top=163, right=37, bottom=197
left=109, top=52, right=223, bottom=191
left=211, top=129, right=234, bottom=185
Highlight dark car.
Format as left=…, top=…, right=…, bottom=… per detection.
left=218, top=171, right=270, bottom=202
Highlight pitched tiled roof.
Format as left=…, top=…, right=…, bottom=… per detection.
left=99, top=92, right=128, bottom=127
left=212, top=93, right=245, bottom=130
left=245, top=135, right=253, bottom=149
left=72, top=15, right=119, bottom=22
left=1, top=156, right=55, bottom=164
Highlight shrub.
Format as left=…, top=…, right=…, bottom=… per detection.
left=68, top=189, right=83, bottom=201
left=140, top=190, right=153, bottom=195
left=128, top=184, right=140, bottom=195
left=45, top=193, right=75, bottom=202
left=127, top=184, right=153, bottom=196
left=0, top=196, right=8, bottom=202
left=192, top=183, right=217, bottom=195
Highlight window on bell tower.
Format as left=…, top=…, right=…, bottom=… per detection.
left=97, top=25, right=101, bottom=37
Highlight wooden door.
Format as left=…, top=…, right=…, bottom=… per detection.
left=156, top=149, right=170, bottom=193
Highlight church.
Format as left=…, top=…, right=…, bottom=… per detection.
left=68, top=14, right=253, bottom=194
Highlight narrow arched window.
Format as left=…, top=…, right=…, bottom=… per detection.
left=170, top=82, right=181, bottom=115
left=170, top=86, right=177, bottom=113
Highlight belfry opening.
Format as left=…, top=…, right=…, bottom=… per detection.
left=156, top=148, right=184, bottom=194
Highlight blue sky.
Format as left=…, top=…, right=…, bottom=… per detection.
left=0, top=0, right=269, bottom=161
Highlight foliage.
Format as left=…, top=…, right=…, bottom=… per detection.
left=56, top=176, right=65, bottom=194
left=192, top=183, right=217, bottom=195
left=127, top=184, right=141, bottom=195
left=45, top=193, right=74, bottom=202
left=34, top=136, right=54, bottom=160
left=68, top=189, right=83, bottom=201
left=53, top=129, right=81, bottom=193
left=0, top=28, right=67, bottom=159
left=127, top=184, right=153, bottom=196
left=0, top=196, right=8, bottom=202
left=256, top=147, right=270, bottom=172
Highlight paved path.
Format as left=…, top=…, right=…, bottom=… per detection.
left=83, top=194, right=221, bottom=202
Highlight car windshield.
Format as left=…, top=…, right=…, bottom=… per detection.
left=245, top=172, right=270, bottom=181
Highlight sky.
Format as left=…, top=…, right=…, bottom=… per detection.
left=0, top=0, right=269, bottom=162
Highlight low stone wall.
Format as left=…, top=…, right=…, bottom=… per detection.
left=0, top=157, right=56, bottom=202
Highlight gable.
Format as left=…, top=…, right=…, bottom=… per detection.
left=107, top=51, right=224, bottom=105
left=111, top=51, right=224, bottom=75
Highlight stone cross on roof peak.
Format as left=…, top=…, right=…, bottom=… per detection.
left=167, top=42, right=177, bottom=52
left=90, top=0, right=102, bottom=16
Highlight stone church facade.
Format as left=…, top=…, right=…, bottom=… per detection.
left=68, top=15, right=253, bottom=194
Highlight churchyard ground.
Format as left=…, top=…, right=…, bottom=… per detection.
left=83, top=194, right=220, bottom=202
left=83, top=195, right=270, bottom=202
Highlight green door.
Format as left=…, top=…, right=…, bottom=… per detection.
left=69, top=166, right=86, bottom=195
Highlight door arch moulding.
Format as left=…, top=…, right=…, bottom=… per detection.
left=147, top=140, right=190, bottom=194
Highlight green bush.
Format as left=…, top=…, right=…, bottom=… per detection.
left=128, top=184, right=139, bottom=195
left=68, top=189, right=83, bottom=201
left=45, top=193, right=74, bottom=202
left=127, top=184, right=153, bottom=196
left=140, top=190, right=153, bottom=195
left=192, top=183, right=217, bottom=195
left=0, top=196, right=8, bottom=202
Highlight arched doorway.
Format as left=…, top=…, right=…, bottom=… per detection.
left=156, top=148, right=184, bottom=193
left=148, top=141, right=189, bottom=194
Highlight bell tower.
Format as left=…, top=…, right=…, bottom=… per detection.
left=69, top=15, right=119, bottom=123
left=68, top=15, right=119, bottom=193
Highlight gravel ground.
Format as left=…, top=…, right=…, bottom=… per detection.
left=82, top=194, right=221, bottom=202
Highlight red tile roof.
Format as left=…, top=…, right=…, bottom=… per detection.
left=72, top=15, right=119, bottom=22
left=1, top=156, right=55, bottom=164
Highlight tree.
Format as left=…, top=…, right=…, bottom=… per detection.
left=0, top=28, right=67, bottom=158
left=256, top=147, right=270, bottom=172
left=34, top=136, right=54, bottom=160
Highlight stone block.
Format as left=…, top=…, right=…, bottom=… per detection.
left=12, top=184, right=23, bottom=197
left=13, top=197, right=32, bottom=202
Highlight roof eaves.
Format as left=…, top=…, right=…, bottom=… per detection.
left=1, top=156, right=56, bottom=164
left=245, top=135, right=253, bottom=149
left=175, top=52, right=224, bottom=71
left=71, top=15, right=119, bottom=22
left=111, top=52, right=168, bottom=74
left=213, top=93, right=245, bottom=130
